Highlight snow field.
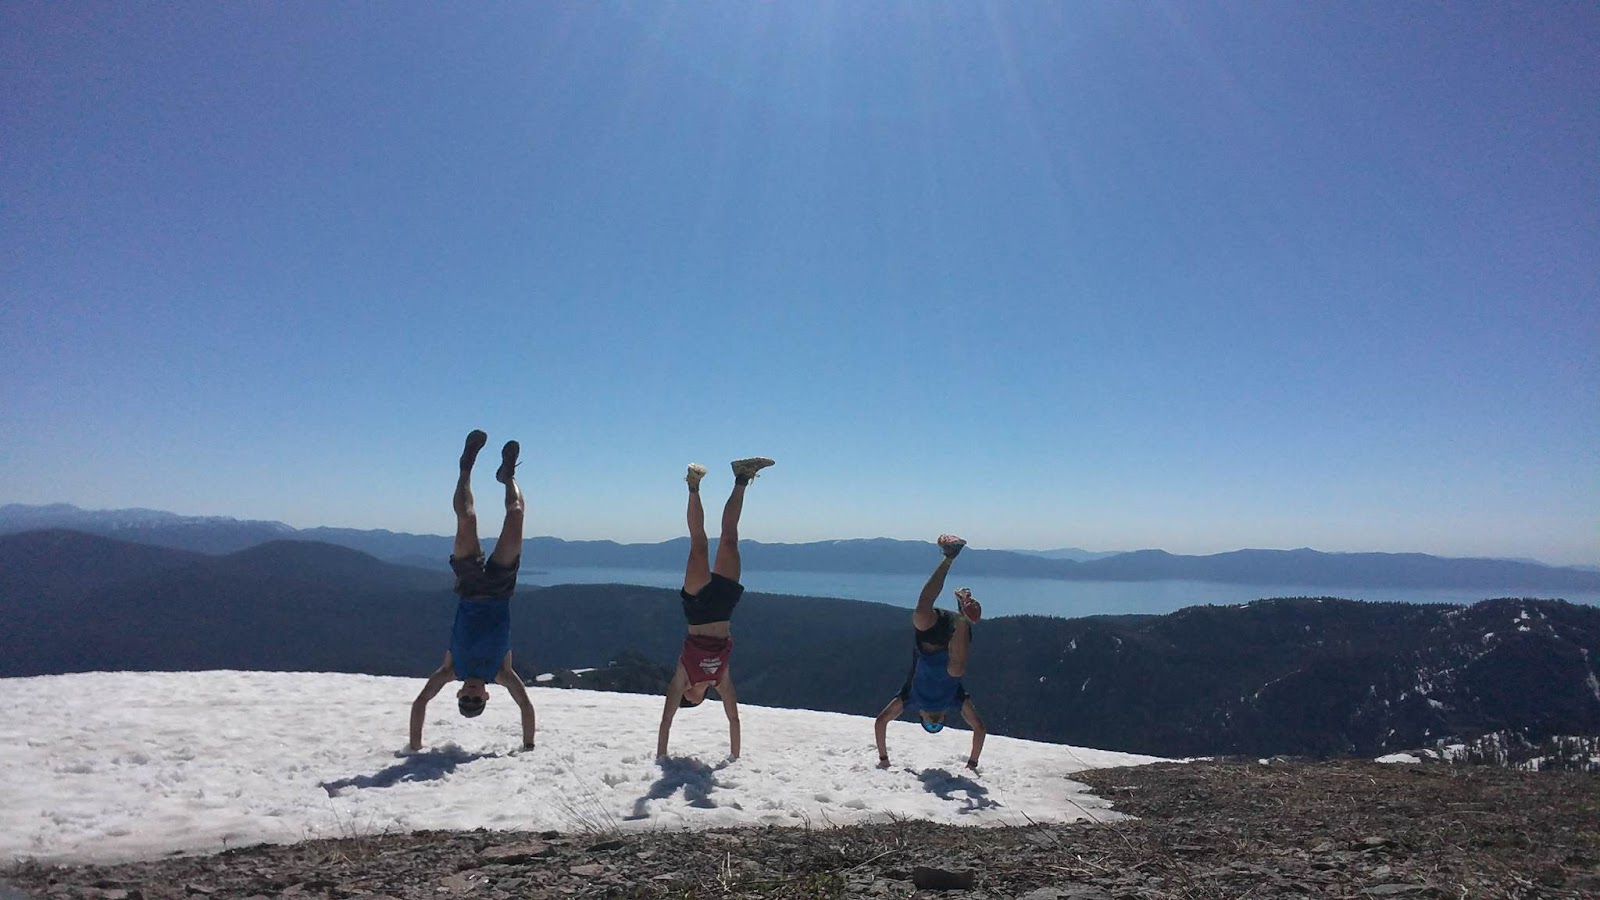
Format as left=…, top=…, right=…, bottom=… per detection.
left=0, top=671, right=1165, bottom=863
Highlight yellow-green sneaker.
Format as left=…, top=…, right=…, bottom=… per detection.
left=730, top=457, right=775, bottom=483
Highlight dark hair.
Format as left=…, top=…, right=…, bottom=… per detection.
left=459, top=695, right=486, bottom=718
left=679, top=694, right=703, bottom=709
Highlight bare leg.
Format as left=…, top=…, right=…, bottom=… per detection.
left=913, top=556, right=953, bottom=631
left=488, top=441, right=523, bottom=568
left=488, top=476, right=524, bottom=568
left=453, top=431, right=486, bottom=560
left=711, top=480, right=748, bottom=583
left=684, top=478, right=711, bottom=595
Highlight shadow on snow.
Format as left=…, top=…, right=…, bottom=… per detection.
left=915, top=767, right=999, bottom=813
left=321, top=746, right=500, bottom=796
left=624, top=755, right=730, bottom=820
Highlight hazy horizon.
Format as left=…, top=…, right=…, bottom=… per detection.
left=4, top=499, right=1595, bottom=569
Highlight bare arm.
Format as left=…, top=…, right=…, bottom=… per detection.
left=874, top=696, right=904, bottom=768
left=409, top=656, right=455, bottom=752
left=960, top=699, right=987, bottom=770
left=717, top=671, right=740, bottom=760
left=496, top=655, right=537, bottom=750
left=656, top=667, right=689, bottom=759
left=946, top=617, right=971, bottom=678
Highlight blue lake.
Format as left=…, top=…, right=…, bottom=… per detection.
left=524, top=566, right=1600, bottom=619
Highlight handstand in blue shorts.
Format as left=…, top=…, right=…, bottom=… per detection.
left=409, top=430, right=538, bottom=751
left=874, top=535, right=987, bottom=770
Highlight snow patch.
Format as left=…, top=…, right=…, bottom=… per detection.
left=0, top=671, right=1167, bottom=864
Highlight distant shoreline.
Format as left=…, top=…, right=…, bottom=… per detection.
left=519, top=565, right=1600, bottom=619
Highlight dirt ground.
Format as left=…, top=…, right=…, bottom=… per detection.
left=6, top=759, right=1598, bottom=899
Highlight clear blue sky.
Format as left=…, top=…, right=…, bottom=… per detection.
left=2, top=3, right=1596, bottom=564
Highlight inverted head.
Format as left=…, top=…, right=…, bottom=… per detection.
left=457, top=679, right=490, bottom=717
left=679, top=681, right=713, bottom=708
left=919, top=710, right=947, bottom=734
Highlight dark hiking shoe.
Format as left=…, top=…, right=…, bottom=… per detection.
left=496, top=440, right=520, bottom=484
left=461, top=430, right=488, bottom=471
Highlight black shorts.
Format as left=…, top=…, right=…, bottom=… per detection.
left=450, top=554, right=519, bottom=600
left=681, top=573, right=743, bottom=625
left=915, top=608, right=960, bottom=650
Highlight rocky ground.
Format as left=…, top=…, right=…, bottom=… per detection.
left=5, top=759, right=1597, bottom=899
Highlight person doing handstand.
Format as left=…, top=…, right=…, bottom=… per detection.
left=874, top=534, right=987, bottom=770
left=409, top=429, right=538, bottom=752
left=655, top=456, right=775, bottom=760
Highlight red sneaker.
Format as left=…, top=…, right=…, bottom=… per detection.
left=937, top=534, right=967, bottom=559
left=954, top=587, right=982, bottom=623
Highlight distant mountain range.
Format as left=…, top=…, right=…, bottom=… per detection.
left=1008, top=547, right=1123, bottom=562
left=3, top=502, right=1598, bottom=591
left=3, top=529, right=1598, bottom=759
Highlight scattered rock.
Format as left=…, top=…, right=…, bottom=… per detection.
left=476, top=841, right=549, bottom=864
left=4, top=759, right=1592, bottom=900
left=911, top=867, right=975, bottom=890
left=434, top=872, right=480, bottom=894
left=1020, top=887, right=1113, bottom=900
